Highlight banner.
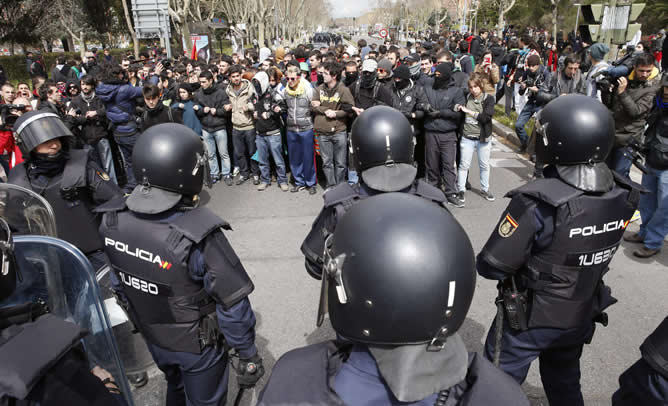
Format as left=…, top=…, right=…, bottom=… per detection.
left=183, top=34, right=210, bottom=62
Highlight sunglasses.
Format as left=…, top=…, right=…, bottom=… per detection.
left=287, top=77, right=299, bottom=81
left=377, top=69, right=387, bottom=74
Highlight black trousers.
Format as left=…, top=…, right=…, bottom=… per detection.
left=425, top=130, right=457, bottom=195
left=232, top=128, right=259, bottom=178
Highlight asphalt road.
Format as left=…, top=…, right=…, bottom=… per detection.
left=129, top=133, right=667, bottom=406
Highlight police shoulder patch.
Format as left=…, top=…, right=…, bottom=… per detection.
left=96, top=171, right=110, bottom=181
left=498, top=213, right=519, bottom=238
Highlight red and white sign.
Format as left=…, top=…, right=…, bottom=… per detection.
left=379, top=28, right=388, bottom=38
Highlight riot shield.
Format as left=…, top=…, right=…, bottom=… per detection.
left=0, top=183, right=155, bottom=383
left=0, top=183, right=57, bottom=237
left=0, top=235, right=135, bottom=406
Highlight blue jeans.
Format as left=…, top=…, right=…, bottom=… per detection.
left=609, top=146, right=633, bottom=179
left=256, top=134, right=287, bottom=184
left=202, top=129, right=231, bottom=178
left=115, top=133, right=138, bottom=192
left=515, top=102, right=541, bottom=147
left=638, top=166, right=668, bottom=250
left=457, top=137, right=491, bottom=192
left=287, top=129, right=316, bottom=187
left=317, top=132, right=347, bottom=188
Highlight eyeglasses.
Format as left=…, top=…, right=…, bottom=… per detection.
left=287, top=77, right=299, bottom=81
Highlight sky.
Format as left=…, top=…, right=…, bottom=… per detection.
left=330, top=0, right=373, bottom=18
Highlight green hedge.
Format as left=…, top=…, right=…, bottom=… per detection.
left=0, top=48, right=146, bottom=85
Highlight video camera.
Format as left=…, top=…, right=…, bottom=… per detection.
left=623, top=137, right=649, bottom=174
left=0, top=104, right=27, bottom=131
left=595, top=45, right=637, bottom=99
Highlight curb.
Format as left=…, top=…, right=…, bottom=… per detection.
left=492, top=119, right=521, bottom=148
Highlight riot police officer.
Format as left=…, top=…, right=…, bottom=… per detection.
left=477, top=94, right=642, bottom=406
left=301, top=105, right=446, bottom=279
left=0, top=217, right=128, bottom=406
left=260, top=193, right=529, bottom=405
left=96, top=123, right=264, bottom=406
left=612, top=316, right=668, bottom=405
left=9, top=111, right=123, bottom=271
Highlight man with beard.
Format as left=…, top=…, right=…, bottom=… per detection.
left=423, top=63, right=466, bottom=207
left=140, top=84, right=183, bottom=132
left=64, top=75, right=116, bottom=178
left=37, top=81, right=65, bottom=118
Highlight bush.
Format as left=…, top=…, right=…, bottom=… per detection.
left=0, top=48, right=144, bottom=85
left=493, top=103, right=534, bottom=135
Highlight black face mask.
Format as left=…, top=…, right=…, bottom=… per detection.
left=361, top=72, right=376, bottom=89
left=29, top=147, right=69, bottom=178
left=344, top=72, right=359, bottom=87
left=395, top=79, right=410, bottom=90
left=433, top=76, right=449, bottom=89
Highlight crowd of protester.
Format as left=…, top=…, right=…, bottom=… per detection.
left=0, top=26, right=666, bottom=227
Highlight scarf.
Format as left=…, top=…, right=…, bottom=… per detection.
left=286, top=79, right=306, bottom=97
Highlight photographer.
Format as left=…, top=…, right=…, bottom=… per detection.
left=514, top=55, right=551, bottom=152
left=608, top=52, right=661, bottom=179
left=536, top=55, right=585, bottom=104
left=623, top=74, right=668, bottom=258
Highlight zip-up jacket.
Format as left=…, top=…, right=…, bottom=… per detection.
left=225, top=80, right=256, bottom=131
left=193, top=86, right=230, bottom=132
left=423, top=85, right=466, bottom=133
left=313, top=81, right=354, bottom=135
left=277, top=78, right=315, bottom=132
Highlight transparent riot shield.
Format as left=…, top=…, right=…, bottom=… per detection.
left=1, top=235, right=135, bottom=406
left=0, top=183, right=57, bottom=237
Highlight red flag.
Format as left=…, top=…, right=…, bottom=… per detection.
left=191, top=39, right=198, bottom=60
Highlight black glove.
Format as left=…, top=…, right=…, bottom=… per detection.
left=427, top=109, right=441, bottom=118
left=236, top=354, right=265, bottom=388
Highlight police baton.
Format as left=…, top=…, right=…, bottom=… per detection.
left=233, top=387, right=246, bottom=406
left=493, top=292, right=504, bottom=367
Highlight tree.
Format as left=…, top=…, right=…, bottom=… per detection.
left=169, top=0, right=194, bottom=56
left=120, top=0, right=140, bottom=59
left=53, top=0, right=99, bottom=58
left=0, top=0, right=47, bottom=47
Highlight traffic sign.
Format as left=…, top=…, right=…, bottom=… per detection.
left=379, top=28, right=388, bottom=38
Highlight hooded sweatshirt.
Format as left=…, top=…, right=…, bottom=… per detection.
left=252, top=71, right=283, bottom=135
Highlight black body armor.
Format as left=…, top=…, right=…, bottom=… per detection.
left=9, top=150, right=104, bottom=254
left=99, top=203, right=241, bottom=354
left=481, top=174, right=639, bottom=330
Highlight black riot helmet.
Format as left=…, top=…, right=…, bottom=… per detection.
left=350, top=106, right=417, bottom=192
left=535, top=94, right=614, bottom=166
left=13, top=111, right=73, bottom=156
left=127, top=123, right=208, bottom=214
left=0, top=217, right=19, bottom=302
left=318, top=193, right=476, bottom=348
